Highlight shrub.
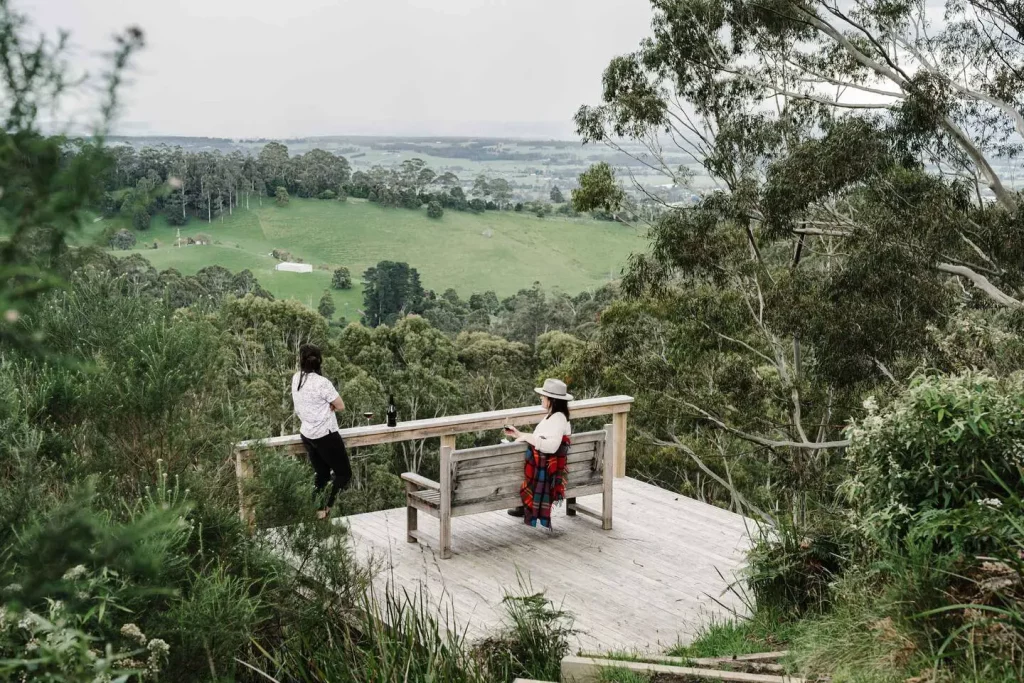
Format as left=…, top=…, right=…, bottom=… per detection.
left=318, top=290, right=336, bottom=320
left=474, top=580, right=575, bottom=682
left=275, top=186, right=289, bottom=206
left=332, top=266, right=352, bottom=290
left=132, top=207, right=151, bottom=231
left=843, top=372, right=1024, bottom=549
left=427, top=201, right=444, bottom=219
left=109, top=229, right=136, bottom=250
left=318, top=189, right=337, bottom=200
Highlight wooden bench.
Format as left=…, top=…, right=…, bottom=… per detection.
left=401, top=426, right=614, bottom=559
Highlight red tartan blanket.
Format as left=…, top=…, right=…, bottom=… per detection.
left=520, top=435, right=570, bottom=528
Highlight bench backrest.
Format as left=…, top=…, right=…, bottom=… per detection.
left=448, top=429, right=607, bottom=513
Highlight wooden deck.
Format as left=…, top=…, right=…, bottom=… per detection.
left=341, top=477, right=753, bottom=654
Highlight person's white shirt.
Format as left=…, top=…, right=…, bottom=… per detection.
left=518, top=412, right=571, bottom=454
left=291, top=372, right=340, bottom=439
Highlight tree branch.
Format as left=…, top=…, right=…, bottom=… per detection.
left=681, top=401, right=851, bottom=451
left=936, top=262, right=1023, bottom=307
left=650, top=433, right=777, bottom=526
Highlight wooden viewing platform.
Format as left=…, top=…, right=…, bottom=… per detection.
left=240, top=395, right=753, bottom=652
left=341, top=477, right=752, bottom=653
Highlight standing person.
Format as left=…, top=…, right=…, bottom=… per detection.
left=503, top=379, right=573, bottom=528
left=291, top=344, right=351, bottom=520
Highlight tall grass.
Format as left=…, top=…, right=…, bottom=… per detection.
left=242, top=576, right=575, bottom=683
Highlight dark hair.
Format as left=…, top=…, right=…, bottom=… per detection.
left=548, top=397, right=570, bottom=420
left=297, top=344, right=322, bottom=390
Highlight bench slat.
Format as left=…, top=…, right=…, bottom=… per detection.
left=451, top=430, right=606, bottom=462
left=456, top=443, right=601, bottom=475
left=455, top=458, right=600, bottom=489
left=454, top=470, right=605, bottom=506
left=451, top=483, right=605, bottom=517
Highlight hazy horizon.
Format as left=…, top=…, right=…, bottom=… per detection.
left=24, top=0, right=654, bottom=140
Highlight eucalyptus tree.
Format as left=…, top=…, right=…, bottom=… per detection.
left=573, top=0, right=1024, bottom=518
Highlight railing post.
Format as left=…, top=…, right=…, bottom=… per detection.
left=612, top=411, right=628, bottom=478
left=602, top=423, right=614, bottom=530
left=235, top=447, right=255, bottom=529
left=439, top=434, right=455, bottom=559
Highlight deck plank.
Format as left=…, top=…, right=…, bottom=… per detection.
left=339, top=477, right=751, bottom=653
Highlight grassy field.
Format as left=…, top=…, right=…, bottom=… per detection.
left=105, top=198, right=647, bottom=310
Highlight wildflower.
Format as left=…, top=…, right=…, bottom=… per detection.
left=63, top=564, right=88, bottom=581
left=24, top=638, right=39, bottom=653
left=147, top=637, right=170, bottom=673
left=122, top=658, right=145, bottom=671
left=120, top=622, right=147, bottom=646
left=3, top=583, right=22, bottom=595
left=862, top=395, right=878, bottom=413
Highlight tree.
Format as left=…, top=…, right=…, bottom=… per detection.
left=471, top=174, right=491, bottom=200
left=332, top=267, right=352, bottom=290
left=257, top=142, right=290, bottom=193
left=571, top=162, right=624, bottom=215
left=132, top=207, right=151, bottom=231
left=468, top=198, right=486, bottom=213
left=550, top=186, right=565, bottom=203
left=275, top=186, right=289, bottom=207
left=361, top=261, right=426, bottom=327
left=109, top=229, right=136, bottom=250
left=488, top=178, right=511, bottom=209
left=427, top=201, right=444, bottom=219
left=317, top=290, right=336, bottom=320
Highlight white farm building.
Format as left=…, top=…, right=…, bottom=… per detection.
left=275, top=262, right=313, bottom=273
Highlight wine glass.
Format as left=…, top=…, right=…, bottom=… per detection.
left=362, top=411, right=374, bottom=426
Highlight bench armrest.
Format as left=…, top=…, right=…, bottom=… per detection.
left=401, top=472, right=440, bottom=491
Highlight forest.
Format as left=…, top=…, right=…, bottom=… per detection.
left=94, top=139, right=580, bottom=240
left=3, top=0, right=1024, bottom=681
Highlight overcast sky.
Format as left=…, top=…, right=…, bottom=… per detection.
left=23, top=0, right=653, bottom=139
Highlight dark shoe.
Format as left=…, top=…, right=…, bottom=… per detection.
left=507, top=506, right=525, bottom=517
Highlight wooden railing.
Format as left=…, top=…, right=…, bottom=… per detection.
left=235, top=395, right=634, bottom=523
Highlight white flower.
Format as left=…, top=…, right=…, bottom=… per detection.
left=62, top=564, right=88, bottom=581
left=3, top=583, right=22, bottom=595
left=24, top=638, right=39, bottom=653
left=862, top=396, right=878, bottom=413
left=980, top=498, right=1003, bottom=509
left=147, top=637, right=170, bottom=673
left=120, top=622, right=147, bottom=646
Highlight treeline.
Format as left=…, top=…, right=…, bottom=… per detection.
left=91, top=141, right=582, bottom=233
left=349, top=159, right=576, bottom=218
left=95, top=141, right=352, bottom=229
left=356, top=258, right=612, bottom=346
left=373, top=140, right=577, bottom=163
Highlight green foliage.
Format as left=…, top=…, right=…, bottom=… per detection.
left=317, top=289, right=335, bottom=319
left=844, top=373, right=1024, bottom=548
left=550, top=186, right=565, bottom=204
left=274, top=186, right=289, bottom=207
left=331, top=266, right=352, bottom=290
left=572, top=162, right=624, bottom=214
left=132, top=206, right=152, bottom=231
left=361, top=261, right=426, bottom=328
left=317, top=189, right=337, bottom=200
left=475, top=584, right=575, bottom=682
left=108, top=229, right=136, bottom=250
left=427, top=200, right=444, bottom=219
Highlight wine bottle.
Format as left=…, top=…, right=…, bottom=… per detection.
left=386, top=394, right=398, bottom=427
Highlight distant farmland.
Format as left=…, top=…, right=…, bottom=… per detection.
left=107, top=198, right=647, bottom=311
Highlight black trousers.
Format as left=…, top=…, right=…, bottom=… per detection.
left=300, top=431, right=352, bottom=508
